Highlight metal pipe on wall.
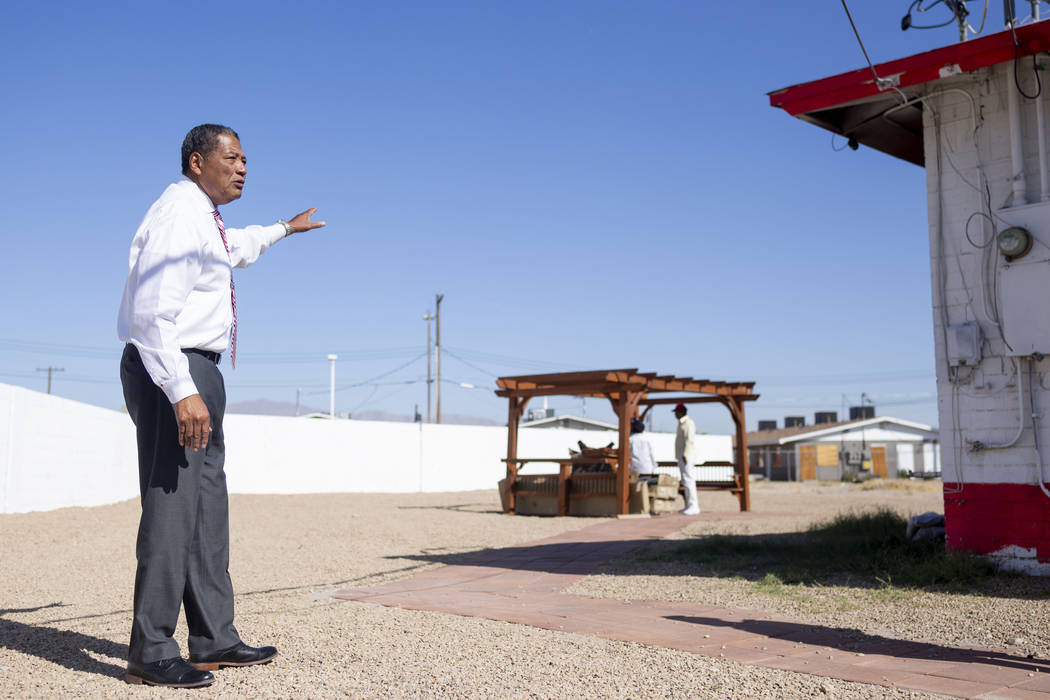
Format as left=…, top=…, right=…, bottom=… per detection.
left=1008, top=62, right=1030, bottom=206
left=1036, top=4, right=1050, bottom=201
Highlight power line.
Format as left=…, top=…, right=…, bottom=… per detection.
left=302, top=353, right=427, bottom=396
left=0, top=337, right=424, bottom=364
left=441, top=345, right=583, bottom=371
left=839, top=0, right=906, bottom=96
left=441, top=348, right=500, bottom=378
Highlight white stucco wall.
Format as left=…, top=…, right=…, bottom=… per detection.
left=924, top=60, right=1050, bottom=486
left=0, top=383, right=732, bottom=513
left=0, top=384, right=140, bottom=513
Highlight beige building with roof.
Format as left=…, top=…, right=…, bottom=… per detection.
left=748, top=416, right=940, bottom=482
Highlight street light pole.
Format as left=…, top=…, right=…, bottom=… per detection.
left=327, top=354, right=338, bottom=418
left=423, top=311, right=434, bottom=423
left=435, top=293, right=444, bottom=424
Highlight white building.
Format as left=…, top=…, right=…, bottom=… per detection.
left=748, top=416, right=940, bottom=482
left=521, top=413, right=618, bottom=431
left=772, top=18, right=1050, bottom=571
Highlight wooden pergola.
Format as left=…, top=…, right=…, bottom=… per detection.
left=496, top=369, right=759, bottom=515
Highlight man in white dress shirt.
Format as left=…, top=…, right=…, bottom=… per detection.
left=117, top=124, right=324, bottom=688
left=629, top=418, right=658, bottom=481
left=674, top=403, right=700, bottom=515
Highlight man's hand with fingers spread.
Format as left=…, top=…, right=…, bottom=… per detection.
left=286, top=208, right=326, bottom=234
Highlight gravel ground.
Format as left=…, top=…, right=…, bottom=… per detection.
left=0, top=483, right=993, bottom=698
left=570, top=480, right=1050, bottom=661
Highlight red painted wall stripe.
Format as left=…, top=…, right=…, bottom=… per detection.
left=943, top=483, right=1050, bottom=561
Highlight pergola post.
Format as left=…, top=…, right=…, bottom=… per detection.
left=616, top=394, right=630, bottom=514
left=729, top=396, right=750, bottom=512
left=504, top=396, right=530, bottom=513
left=614, top=391, right=643, bottom=515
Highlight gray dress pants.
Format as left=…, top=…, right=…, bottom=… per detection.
left=120, top=344, right=241, bottom=664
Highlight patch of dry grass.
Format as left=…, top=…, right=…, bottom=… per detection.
left=857, top=478, right=942, bottom=492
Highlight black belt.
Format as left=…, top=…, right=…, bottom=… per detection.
left=183, top=348, right=222, bottom=364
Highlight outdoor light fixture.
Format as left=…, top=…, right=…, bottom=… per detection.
left=997, top=226, right=1033, bottom=261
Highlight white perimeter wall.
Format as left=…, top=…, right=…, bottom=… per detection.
left=925, top=61, right=1050, bottom=485
left=0, top=383, right=731, bottom=514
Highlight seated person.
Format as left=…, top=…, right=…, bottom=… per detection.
left=629, top=418, right=659, bottom=484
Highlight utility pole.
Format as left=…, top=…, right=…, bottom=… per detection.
left=295, top=387, right=302, bottom=417
left=36, top=366, right=64, bottom=394
left=423, top=311, right=434, bottom=423
left=435, top=293, right=444, bottom=424
left=860, top=392, right=870, bottom=464
left=327, top=354, right=338, bottom=418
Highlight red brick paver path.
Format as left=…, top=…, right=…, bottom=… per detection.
left=334, top=514, right=1050, bottom=699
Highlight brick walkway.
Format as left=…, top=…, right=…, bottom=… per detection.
left=334, top=514, right=1050, bottom=699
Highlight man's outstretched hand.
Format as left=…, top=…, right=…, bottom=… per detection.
left=287, top=208, right=326, bottom=234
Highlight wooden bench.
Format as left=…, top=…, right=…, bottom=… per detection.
left=502, top=457, right=622, bottom=516
left=657, top=460, right=746, bottom=508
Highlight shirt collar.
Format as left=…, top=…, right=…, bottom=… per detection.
left=178, top=175, right=218, bottom=211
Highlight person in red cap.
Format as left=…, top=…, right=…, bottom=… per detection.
left=673, top=403, right=699, bottom=515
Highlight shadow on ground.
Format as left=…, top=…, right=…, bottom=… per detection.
left=669, top=614, right=1050, bottom=672
left=391, top=537, right=673, bottom=578
left=396, top=502, right=503, bottom=514
left=391, top=528, right=1050, bottom=600
left=0, top=606, right=127, bottom=679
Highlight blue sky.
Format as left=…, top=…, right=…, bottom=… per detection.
left=2, top=1, right=998, bottom=433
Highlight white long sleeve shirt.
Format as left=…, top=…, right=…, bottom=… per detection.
left=117, top=177, right=286, bottom=404
left=675, top=414, right=697, bottom=463
left=629, top=433, right=658, bottom=475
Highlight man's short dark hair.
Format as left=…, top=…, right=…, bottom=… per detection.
left=181, top=124, right=239, bottom=175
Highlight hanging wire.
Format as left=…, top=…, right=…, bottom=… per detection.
left=967, top=0, right=989, bottom=35
left=841, top=0, right=894, bottom=88
left=441, top=348, right=500, bottom=378
left=1010, top=21, right=1043, bottom=99
left=964, top=211, right=996, bottom=248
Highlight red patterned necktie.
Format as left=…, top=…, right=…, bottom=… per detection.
left=212, top=209, right=237, bottom=369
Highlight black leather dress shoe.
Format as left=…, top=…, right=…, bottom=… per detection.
left=126, top=657, right=215, bottom=687
left=189, top=642, right=278, bottom=670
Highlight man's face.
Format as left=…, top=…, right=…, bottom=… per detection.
left=674, top=408, right=685, bottom=419
left=189, top=134, right=247, bottom=206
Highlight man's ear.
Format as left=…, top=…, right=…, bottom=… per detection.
left=187, top=151, right=204, bottom=176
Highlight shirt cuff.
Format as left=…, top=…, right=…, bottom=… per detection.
left=163, top=376, right=200, bottom=405
left=264, top=223, right=287, bottom=245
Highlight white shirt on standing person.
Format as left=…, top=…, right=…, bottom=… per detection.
left=630, top=432, right=658, bottom=475
left=675, top=412, right=697, bottom=464
left=117, top=177, right=286, bottom=404
left=674, top=405, right=700, bottom=514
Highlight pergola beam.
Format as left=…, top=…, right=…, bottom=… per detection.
left=640, top=395, right=759, bottom=406
left=496, top=383, right=650, bottom=399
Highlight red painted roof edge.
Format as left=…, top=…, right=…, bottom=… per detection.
left=770, top=20, right=1050, bottom=117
